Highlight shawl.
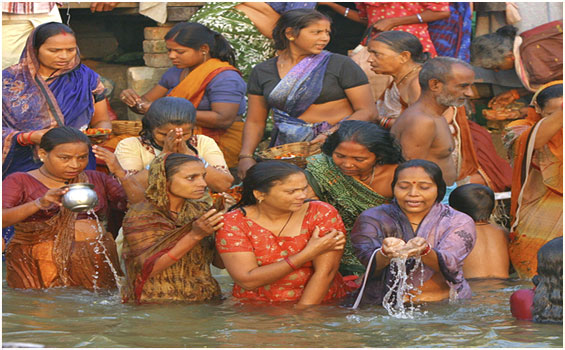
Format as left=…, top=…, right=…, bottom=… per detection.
left=305, top=153, right=392, bottom=276
left=10, top=172, right=88, bottom=286
left=428, top=2, right=472, bottom=62
left=121, top=153, right=215, bottom=304
left=268, top=51, right=333, bottom=145
left=349, top=202, right=476, bottom=306
left=2, top=27, right=103, bottom=176
left=168, top=58, right=240, bottom=141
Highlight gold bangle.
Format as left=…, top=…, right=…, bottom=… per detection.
left=238, top=154, right=254, bottom=159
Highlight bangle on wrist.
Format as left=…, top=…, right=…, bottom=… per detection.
left=416, top=13, right=424, bottom=23
left=379, top=248, right=389, bottom=259
left=166, top=250, right=180, bottom=262
left=284, top=256, right=298, bottom=270
left=26, top=131, right=35, bottom=145
left=238, top=154, right=254, bottom=160
left=344, top=8, right=350, bottom=17
left=421, top=243, right=431, bottom=257
left=34, top=198, right=51, bottom=210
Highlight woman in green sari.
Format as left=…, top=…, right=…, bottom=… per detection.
left=305, top=120, right=404, bottom=276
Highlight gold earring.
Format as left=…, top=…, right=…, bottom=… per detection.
left=289, top=38, right=295, bottom=41
left=257, top=198, right=263, bottom=204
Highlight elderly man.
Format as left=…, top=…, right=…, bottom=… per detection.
left=392, top=57, right=488, bottom=202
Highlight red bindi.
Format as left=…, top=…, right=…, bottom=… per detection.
left=412, top=181, right=417, bottom=184
left=59, top=30, right=69, bottom=36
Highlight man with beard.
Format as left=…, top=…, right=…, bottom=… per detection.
left=392, top=57, right=487, bottom=203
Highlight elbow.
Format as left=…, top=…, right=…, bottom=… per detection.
left=233, top=279, right=261, bottom=291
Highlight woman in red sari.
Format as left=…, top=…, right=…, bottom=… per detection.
left=216, top=161, right=353, bottom=306
left=119, top=22, right=246, bottom=168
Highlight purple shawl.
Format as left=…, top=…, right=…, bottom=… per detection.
left=2, top=27, right=104, bottom=177
left=349, top=201, right=476, bottom=306
left=267, top=51, right=332, bottom=145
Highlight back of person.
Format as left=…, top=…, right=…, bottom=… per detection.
left=449, top=184, right=509, bottom=279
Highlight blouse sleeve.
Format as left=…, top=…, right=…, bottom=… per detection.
left=157, top=67, right=182, bottom=90
left=350, top=208, right=384, bottom=267
left=102, top=173, right=128, bottom=212
left=206, top=70, right=246, bottom=104
left=215, top=211, right=254, bottom=253
left=195, top=135, right=229, bottom=173
left=308, top=201, right=346, bottom=236
left=2, top=173, right=25, bottom=209
left=246, top=65, right=264, bottom=96
left=434, top=213, right=476, bottom=284
left=422, top=2, right=450, bottom=12
left=114, top=137, right=146, bottom=172
left=337, top=55, right=369, bottom=89
left=355, top=2, right=367, bottom=19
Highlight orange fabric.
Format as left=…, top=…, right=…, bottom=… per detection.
left=455, top=106, right=480, bottom=181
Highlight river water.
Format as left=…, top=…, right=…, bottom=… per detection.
left=2, top=265, right=562, bottom=348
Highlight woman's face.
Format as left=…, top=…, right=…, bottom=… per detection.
left=290, top=19, right=331, bottom=55
left=540, top=96, right=563, bottom=118
left=393, top=167, right=438, bottom=217
left=152, top=123, right=193, bottom=147
left=367, top=40, right=403, bottom=75
left=39, top=142, right=89, bottom=180
left=167, top=161, right=208, bottom=200
left=166, top=40, right=204, bottom=69
left=332, top=141, right=377, bottom=178
left=256, top=172, right=308, bottom=212
left=36, top=33, right=77, bottom=72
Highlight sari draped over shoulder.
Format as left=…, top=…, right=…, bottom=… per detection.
left=349, top=202, right=476, bottom=306
left=305, top=153, right=391, bottom=276
left=5, top=172, right=122, bottom=290
left=2, top=28, right=104, bottom=177
left=504, top=87, right=563, bottom=279
left=268, top=50, right=334, bottom=146
left=122, top=153, right=221, bottom=304
left=168, top=58, right=243, bottom=167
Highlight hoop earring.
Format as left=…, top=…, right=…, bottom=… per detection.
left=257, top=198, right=263, bottom=204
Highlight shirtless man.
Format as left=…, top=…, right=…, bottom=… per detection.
left=449, top=184, right=509, bottom=279
left=391, top=57, right=475, bottom=192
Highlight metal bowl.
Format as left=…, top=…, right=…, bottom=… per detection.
left=61, top=183, right=98, bottom=212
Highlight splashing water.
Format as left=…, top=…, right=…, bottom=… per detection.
left=86, top=210, right=126, bottom=296
left=382, top=257, right=427, bottom=319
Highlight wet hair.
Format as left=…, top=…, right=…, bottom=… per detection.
left=39, top=126, right=90, bottom=152
left=449, top=184, right=494, bottom=222
left=535, top=84, right=563, bottom=110
left=372, top=31, right=430, bottom=64
left=139, top=97, right=198, bottom=153
left=391, top=159, right=446, bottom=203
left=231, top=161, right=304, bottom=211
left=470, top=25, right=517, bottom=70
left=33, top=22, right=75, bottom=49
left=164, top=153, right=202, bottom=181
left=532, top=236, right=563, bottom=324
left=322, top=120, right=404, bottom=165
left=164, top=22, right=236, bottom=66
left=419, top=57, right=473, bottom=91
left=272, top=9, right=331, bottom=51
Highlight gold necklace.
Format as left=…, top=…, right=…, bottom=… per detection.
left=395, top=65, right=420, bottom=86
left=360, top=167, right=375, bottom=186
left=277, top=211, right=294, bottom=237
left=38, top=167, right=70, bottom=185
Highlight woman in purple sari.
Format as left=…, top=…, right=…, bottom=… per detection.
left=237, top=9, right=377, bottom=178
left=350, top=159, right=476, bottom=307
left=2, top=22, right=111, bottom=180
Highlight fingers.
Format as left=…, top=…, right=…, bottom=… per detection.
left=120, top=90, right=140, bottom=107
left=311, top=226, right=320, bottom=238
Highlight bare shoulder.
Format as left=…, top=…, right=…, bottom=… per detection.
left=479, top=224, right=509, bottom=239
left=392, top=106, right=435, bottom=135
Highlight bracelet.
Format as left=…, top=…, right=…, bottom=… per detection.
left=238, top=154, right=254, bottom=160
left=284, top=256, right=298, bottom=270
left=421, top=243, right=431, bottom=257
left=416, top=13, right=424, bottom=23
left=510, top=89, right=520, bottom=100
left=16, top=133, right=26, bottom=146
left=34, top=198, right=51, bottom=210
left=378, top=248, right=390, bottom=259
left=344, top=8, right=350, bottom=17
left=166, top=250, right=180, bottom=262
left=26, top=131, right=35, bottom=146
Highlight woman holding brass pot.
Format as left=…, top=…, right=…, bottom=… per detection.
left=2, top=126, right=129, bottom=290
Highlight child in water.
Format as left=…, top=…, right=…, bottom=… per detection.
left=449, top=184, right=509, bottom=279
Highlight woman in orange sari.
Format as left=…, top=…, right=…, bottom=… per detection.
left=504, top=81, right=563, bottom=279
left=119, top=22, right=246, bottom=168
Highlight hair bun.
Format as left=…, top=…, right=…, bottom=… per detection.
left=496, top=25, right=518, bottom=39
left=418, top=51, right=431, bottom=63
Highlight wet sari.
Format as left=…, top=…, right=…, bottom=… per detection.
left=350, top=202, right=476, bottom=306
left=2, top=27, right=105, bottom=178
left=121, top=153, right=221, bottom=304
left=268, top=50, right=334, bottom=146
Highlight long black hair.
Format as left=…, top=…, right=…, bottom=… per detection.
left=535, top=84, right=563, bottom=110
left=532, top=236, right=563, bottom=324
left=391, top=159, right=446, bottom=203
left=39, top=126, right=90, bottom=152
left=139, top=97, right=198, bottom=154
left=272, top=9, right=331, bottom=51
left=164, top=22, right=236, bottom=67
left=231, top=161, right=304, bottom=211
left=322, top=120, right=404, bottom=165
left=372, top=31, right=429, bottom=64
left=33, top=22, right=75, bottom=49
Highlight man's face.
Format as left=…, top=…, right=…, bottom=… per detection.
left=435, top=64, right=475, bottom=107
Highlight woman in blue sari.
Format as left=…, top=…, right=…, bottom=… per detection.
left=2, top=22, right=111, bottom=179
left=237, top=9, right=377, bottom=178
